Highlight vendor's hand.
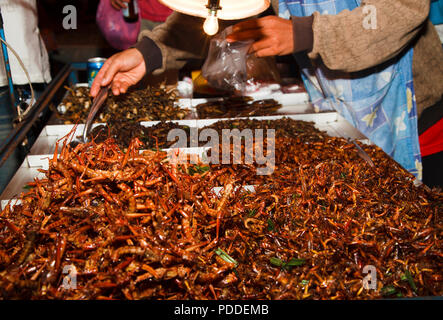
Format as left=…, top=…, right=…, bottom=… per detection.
left=90, top=48, right=146, bottom=97
left=110, top=0, right=129, bottom=10
left=226, top=16, right=294, bottom=57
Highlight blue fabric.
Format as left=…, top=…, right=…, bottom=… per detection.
left=279, top=0, right=422, bottom=179
left=430, top=0, right=443, bottom=25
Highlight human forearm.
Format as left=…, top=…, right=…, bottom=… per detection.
left=137, top=11, right=240, bottom=74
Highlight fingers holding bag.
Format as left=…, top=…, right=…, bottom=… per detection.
left=202, top=26, right=281, bottom=94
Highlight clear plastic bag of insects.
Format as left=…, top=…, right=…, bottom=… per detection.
left=202, top=26, right=253, bottom=93
left=202, top=26, right=281, bottom=94
left=243, top=55, right=281, bottom=96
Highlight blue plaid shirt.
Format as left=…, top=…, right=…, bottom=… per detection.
left=280, top=0, right=423, bottom=179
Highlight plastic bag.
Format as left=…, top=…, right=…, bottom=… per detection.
left=202, top=26, right=281, bottom=94
left=96, top=0, right=140, bottom=50
left=202, top=27, right=253, bottom=93
left=243, top=55, right=281, bottom=95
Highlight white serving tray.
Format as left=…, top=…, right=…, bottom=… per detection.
left=30, top=112, right=366, bottom=155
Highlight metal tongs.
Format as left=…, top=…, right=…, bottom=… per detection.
left=82, top=86, right=109, bottom=142
left=351, top=139, right=375, bottom=168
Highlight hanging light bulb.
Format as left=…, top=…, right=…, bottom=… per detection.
left=203, top=10, right=219, bottom=35
left=159, top=1, right=270, bottom=21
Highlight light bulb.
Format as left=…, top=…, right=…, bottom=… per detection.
left=203, top=11, right=219, bottom=36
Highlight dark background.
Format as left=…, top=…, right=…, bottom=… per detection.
left=35, top=0, right=299, bottom=82
left=37, top=0, right=118, bottom=79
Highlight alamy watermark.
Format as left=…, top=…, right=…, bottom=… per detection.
left=62, top=264, right=77, bottom=290
left=63, top=5, right=77, bottom=30
left=362, top=265, right=377, bottom=290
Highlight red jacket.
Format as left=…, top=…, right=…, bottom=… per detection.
left=419, top=118, right=443, bottom=157
left=139, top=0, right=173, bottom=22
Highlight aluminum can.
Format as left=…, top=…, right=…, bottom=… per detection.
left=87, top=57, right=106, bottom=87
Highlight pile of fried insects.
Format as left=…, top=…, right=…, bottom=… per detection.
left=0, top=120, right=441, bottom=299
left=56, top=85, right=188, bottom=124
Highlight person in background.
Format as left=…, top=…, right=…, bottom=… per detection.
left=111, top=0, right=173, bottom=31
left=0, top=0, right=51, bottom=194
left=91, top=0, right=443, bottom=189
left=0, top=0, right=51, bottom=112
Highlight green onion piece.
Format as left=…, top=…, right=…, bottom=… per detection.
left=267, top=219, right=275, bottom=232
left=405, top=270, right=417, bottom=292
left=215, top=248, right=238, bottom=267
left=381, top=285, right=397, bottom=296
left=271, top=257, right=305, bottom=269
left=286, top=258, right=306, bottom=267
left=300, top=280, right=309, bottom=286
left=198, top=165, right=210, bottom=173
left=270, top=257, right=284, bottom=267
left=188, top=165, right=210, bottom=176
